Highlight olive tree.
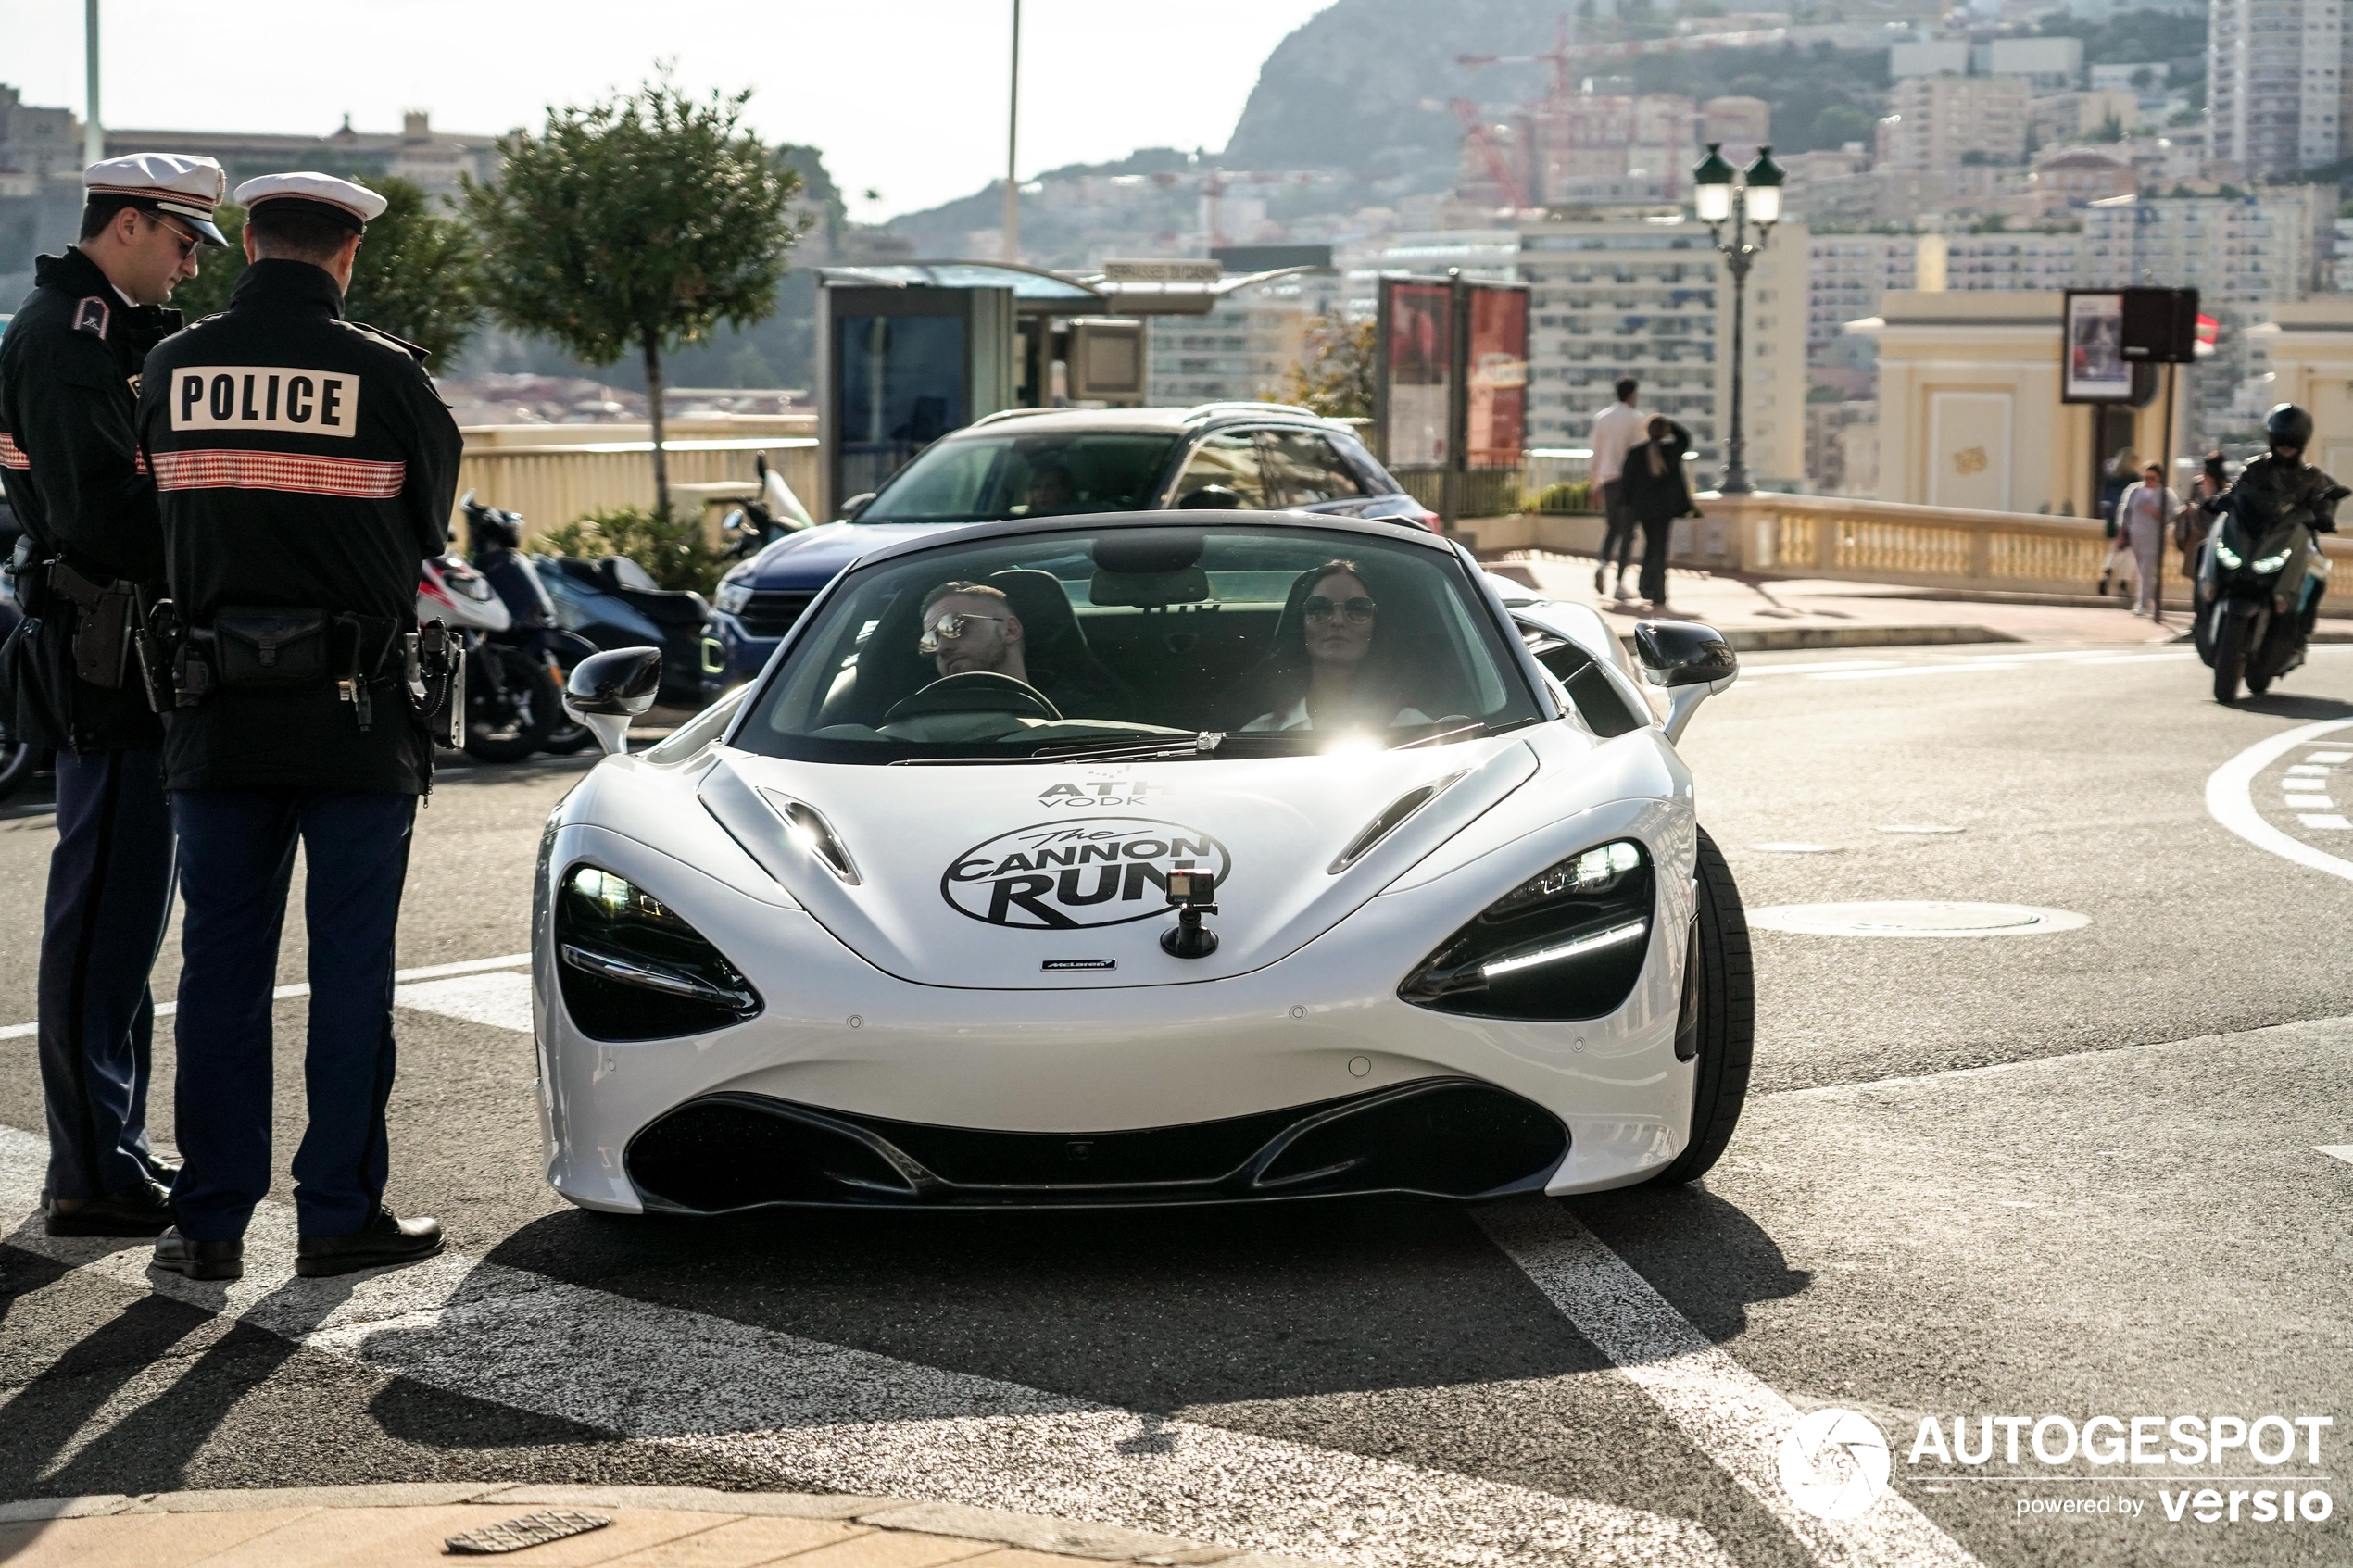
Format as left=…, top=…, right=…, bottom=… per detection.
left=462, top=73, right=803, bottom=518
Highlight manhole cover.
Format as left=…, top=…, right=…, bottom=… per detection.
left=1747, top=901, right=2089, bottom=937
left=1876, top=824, right=1967, bottom=835
left=1752, top=842, right=1843, bottom=854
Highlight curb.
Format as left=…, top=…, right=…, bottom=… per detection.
left=0, top=1484, right=1340, bottom=1567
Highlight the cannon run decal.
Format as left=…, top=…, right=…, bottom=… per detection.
left=942, top=818, right=1233, bottom=929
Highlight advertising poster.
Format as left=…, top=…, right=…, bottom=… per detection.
left=2063, top=291, right=2129, bottom=403
left=1466, top=285, right=1529, bottom=468
left=1381, top=280, right=1452, bottom=467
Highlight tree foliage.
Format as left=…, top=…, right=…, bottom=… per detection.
left=535, top=506, right=728, bottom=595
left=1284, top=311, right=1378, bottom=420
left=462, top=71, right=804, bottom=517
left=166, top=178, right=484, bottom=362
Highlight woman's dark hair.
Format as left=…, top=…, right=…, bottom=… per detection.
left=2205, top=450, right=2228, bottom=482
left=1215, top=559, right=1404, bottom=728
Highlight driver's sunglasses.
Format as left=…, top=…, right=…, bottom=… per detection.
left=146, top=213, right=200, bottom=261
left=1303, top=595, right=1377, bottom=624
left=918, top=611, right=1006, bottom=654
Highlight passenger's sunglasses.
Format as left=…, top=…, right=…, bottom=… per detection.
left=145, top=213, right=201, bottom=261
left=1303, top=595, right=1377, bottom=624
left=918, top=611, right=1007, bottom=654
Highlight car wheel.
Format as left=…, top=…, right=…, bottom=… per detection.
left=1646, top=826, right=1755, bottom=1186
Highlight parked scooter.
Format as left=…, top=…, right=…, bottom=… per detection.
left=2196, top=406, right=2348, bottom=702
left=536, top=554, right=718, bottom=709
left=718, top=452, right=815, bottom=563
left=460, top=494, right=600, bottom=755
left=416, top=550, right=563, bottom=763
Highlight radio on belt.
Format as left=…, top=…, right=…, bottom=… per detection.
left=1161, top=860, right=1219, bottom=960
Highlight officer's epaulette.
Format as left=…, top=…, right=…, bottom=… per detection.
left=339, top=319, right=431, bottom=364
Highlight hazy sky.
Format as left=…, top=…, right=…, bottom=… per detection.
left=9, top=1, right=1337, bottom=220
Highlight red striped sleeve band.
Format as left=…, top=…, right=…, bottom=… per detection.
left=0, top=432, right=27, bottom=471
left=151, top=448, right=405, bottom=499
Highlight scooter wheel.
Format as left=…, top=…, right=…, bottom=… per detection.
left=2213, top=612, right=2246, bottom=703
left=463, top=646, right=560, bottom=763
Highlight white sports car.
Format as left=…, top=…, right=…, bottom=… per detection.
left=533, top=511, right=1752, bottom=1212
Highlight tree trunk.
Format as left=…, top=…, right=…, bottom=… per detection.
left=643, top=324, right=670, bottom=521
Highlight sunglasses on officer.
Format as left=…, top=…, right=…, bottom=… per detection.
left=145, top=212, right=201, bottom=261
left=1303, top=595, right=1377, bottom=624
left=917, top=610, right=1009, bottom=655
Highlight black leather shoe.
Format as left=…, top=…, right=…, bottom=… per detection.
left=296, top=1208, right=444, bottom=1277
left=152, top=1226, right=244, bottom=1280
left=46, top=1178, right=175, bottom=1237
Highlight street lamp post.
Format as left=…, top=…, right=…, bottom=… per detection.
left=1692, top=142, right=1783, bottom=496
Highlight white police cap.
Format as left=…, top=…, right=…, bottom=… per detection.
left=82, top=153, right=230, bottom=245
left=233, top=172, right=390, bottom=234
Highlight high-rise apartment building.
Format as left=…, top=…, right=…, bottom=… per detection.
left=2209, top=0, right=2347, bottom=174
left=1516, top=211, right=1806, bottom=486
left=1875, top=76, right=2032, bottom=176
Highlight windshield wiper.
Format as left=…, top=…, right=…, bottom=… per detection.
left=893, top=732, right=1226, bottom=766
left=1387, top=718, right=1537, bottom=750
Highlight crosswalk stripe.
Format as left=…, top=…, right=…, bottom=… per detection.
left=0, top=1123, right=1733, bottom=1568
left=0, top=954, right=533, bottom=1041
left=1478, top=1205, right=1985, bottom=1568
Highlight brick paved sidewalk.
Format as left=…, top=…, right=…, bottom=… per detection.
left=0, top=1485, right=1337, bottom=1568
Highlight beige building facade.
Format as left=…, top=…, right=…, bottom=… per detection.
left=1853, top=291, right=2180, bottom=516
left=2252, top=301, right=2353, bottom=477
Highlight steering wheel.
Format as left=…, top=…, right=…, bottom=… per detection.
left=882, top=671, right=1063, bottom=726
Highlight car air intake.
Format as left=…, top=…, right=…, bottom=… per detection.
left=623, top=1079, right=1567, bottom=1211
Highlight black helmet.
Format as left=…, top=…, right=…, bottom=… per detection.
left=2266, top=403, right=2314, bottom=452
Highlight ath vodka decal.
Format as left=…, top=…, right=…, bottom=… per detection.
left=943, top=817, right=1231, bottom=929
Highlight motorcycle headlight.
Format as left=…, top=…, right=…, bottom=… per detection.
left=715, top=577, right=754, bottom=615
left=554, top=864, right=761, bottom=1040
left=2213, top=540, right=2243, bottom=570
left=2253, top=551, right=2292, bottom=573
left=1400, top=840, right=1654, bottom=1021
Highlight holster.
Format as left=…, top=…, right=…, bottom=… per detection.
left=47, top=560, right=138, bottom=690
left=417, top=620, right=464, bottom=750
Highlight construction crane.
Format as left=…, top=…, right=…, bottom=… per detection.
left=1448, top=99, right=1527, bottom=210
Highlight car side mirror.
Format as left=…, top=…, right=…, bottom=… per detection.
left=1632, top=621, right=1738, bottom=744
left=562, top=646, right=663, bottom=756
left=839, top=492, right=876, bottom=521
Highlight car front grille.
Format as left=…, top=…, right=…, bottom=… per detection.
left=623, top=1078, right=1569, bottom=1211
left=735, top=589, right=815, bottom=639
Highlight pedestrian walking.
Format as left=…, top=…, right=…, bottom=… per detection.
left=1589, top=377, right=1647, bottom=605
left=1619, top=416, right=1700, bottom=614
left=2115, top=462, right=2179, bottom=618
left=0, top=154, right=227, bottom=1236
left=2095, top=446, right=2139, bottom=597
left=136, top=172, right=462, bottom=1283
left=2177, top=451, right=2228, bottom=583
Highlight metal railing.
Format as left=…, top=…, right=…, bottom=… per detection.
left=453, top=435, right=821, bottom=542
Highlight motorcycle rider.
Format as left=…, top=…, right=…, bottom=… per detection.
left=2202, top=405, right=2341, bottom=624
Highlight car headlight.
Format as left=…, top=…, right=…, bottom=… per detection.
left=2213, top=540, right=2243, bottom=569
left=1399, top=840, right=1654, bottom=1020
left=2253, top=550, right=2291, bottom=573
left=554, top=864, right=761, bottom=1040
left=715, top=577, right=753, bottom=615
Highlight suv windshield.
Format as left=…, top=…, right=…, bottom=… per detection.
left=731, top=524, right=1544, bottom=764
left=856, top=430, right=1181, bottom=523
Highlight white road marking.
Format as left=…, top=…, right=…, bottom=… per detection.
left=2286, top=763, right=2336, bottom=775
left=0, top=1123, right=1731, bottom=1568
left=2205, top=718, right=2353, bottom=883
left=2299, top=814, right=2353, bottom=830
left=1808, top=662, right=2024, bottom=682
left=2309, top=751, right=2353, bottom=764
left=393, top=970, right=535, bottom=1032
left=2318, top=1146, right=2353, bottom=1165
left=0, top=954, right=533, bottom=1042
left=2284, top=795, right=2334, bottom=808
left=1477, top=1204, right=1982, bottom=1568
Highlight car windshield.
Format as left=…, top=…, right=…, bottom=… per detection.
left=731, top=523, right=1545, bottom=763
left=854, top=430, right=1181, bottom=523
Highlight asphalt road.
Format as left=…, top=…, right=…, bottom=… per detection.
left=3, top=638, right=2350, bottom=1568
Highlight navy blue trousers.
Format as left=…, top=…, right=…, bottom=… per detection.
left=38, top=748, right=178, bottom=1201
left=168, top=789, right=416, bottom=1241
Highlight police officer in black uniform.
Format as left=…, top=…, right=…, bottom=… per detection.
left=136, top=172, right=462, bottom=1282
left=0, top=154, right=227, bottom=1236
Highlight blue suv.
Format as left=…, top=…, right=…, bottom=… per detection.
left=708, top=403, right=1432, bottom=686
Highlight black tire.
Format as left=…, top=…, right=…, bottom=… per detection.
left=2213, top=611, right=2247, bottom=704
left=464, top=645, right=560, bottom=763
left=1647, top=826, right=1755, bottom=1185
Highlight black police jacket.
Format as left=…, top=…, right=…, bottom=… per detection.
left=136, top=259, right=460, bottom=793
left=0, top=247, right=179, bottom=751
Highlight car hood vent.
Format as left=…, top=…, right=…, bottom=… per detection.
left=1329, top=771, right=1469, bottom=873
